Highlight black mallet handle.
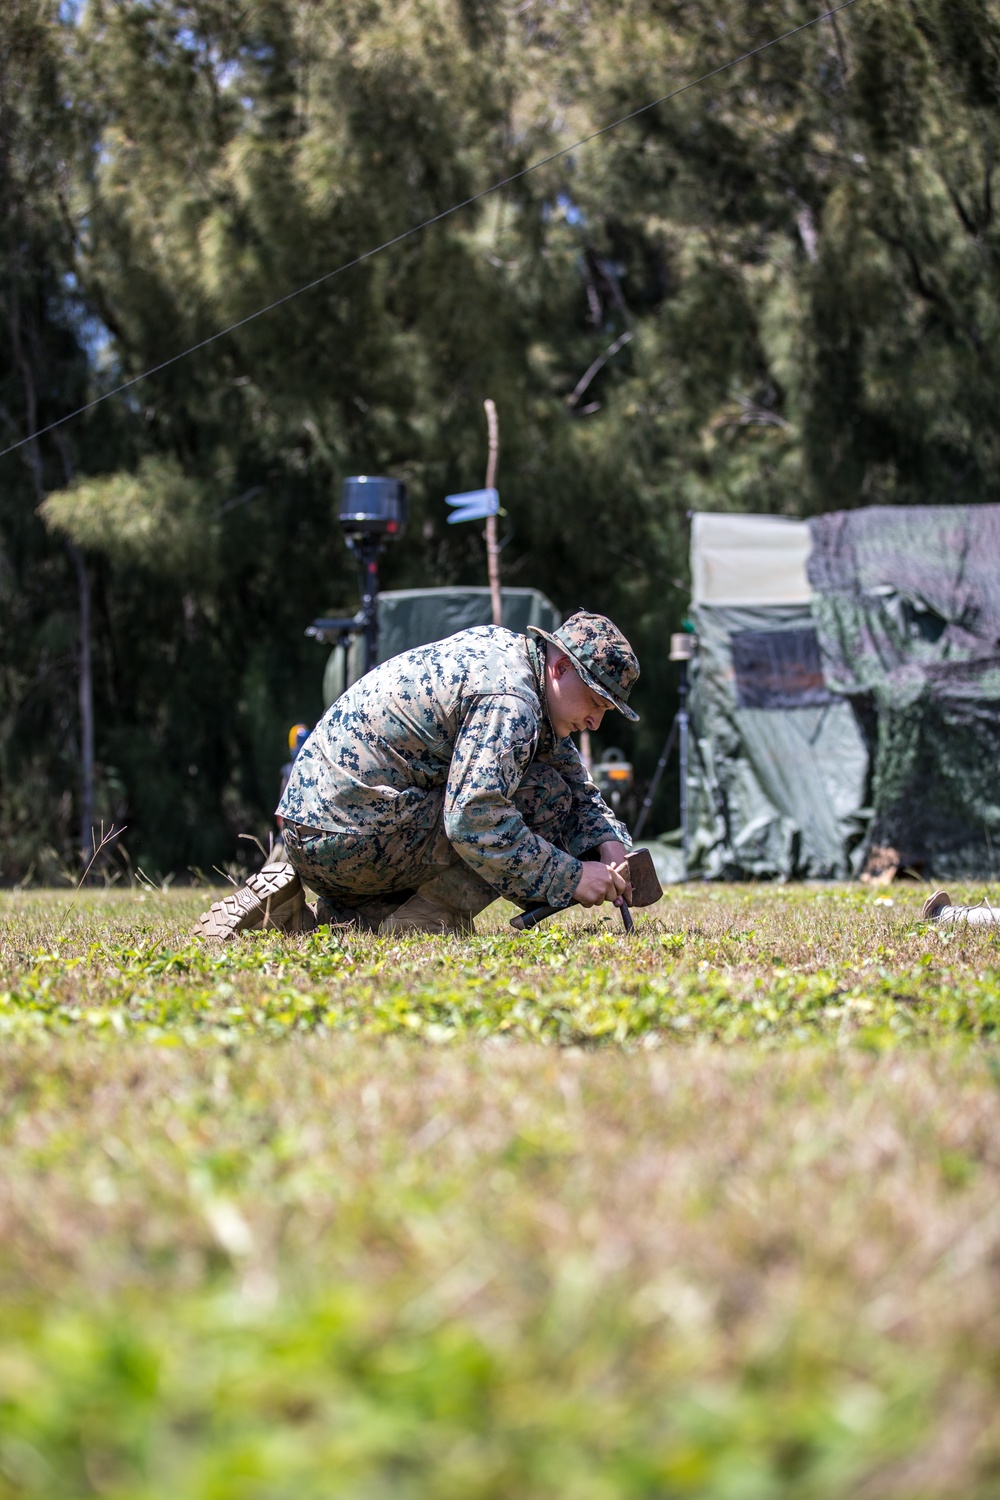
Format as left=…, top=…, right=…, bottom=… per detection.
left=511, top=898, right=635, bottom=934
left=510, top=903, right=564, bottom=931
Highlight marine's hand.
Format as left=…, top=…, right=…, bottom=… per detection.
left=573, top=860, right=629, bottom=908
left=599, top=839, right=633, bottom=904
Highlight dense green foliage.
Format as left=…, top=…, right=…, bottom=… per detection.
left=2, top=887, right=1000, bottom=1497
left=4, top=0, right=1000, bottom=875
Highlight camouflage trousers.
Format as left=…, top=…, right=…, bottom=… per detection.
left=281, top=763, right=575, bottom=922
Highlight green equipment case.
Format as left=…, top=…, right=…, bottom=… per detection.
left=322, top=586, right=561, bottom=708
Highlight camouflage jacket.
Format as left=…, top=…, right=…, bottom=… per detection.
left=277, top=626, right=628, bottom=906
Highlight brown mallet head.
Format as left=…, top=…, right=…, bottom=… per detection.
left=509, top=846, right=663, bottom=932
left=620, top=847, right=663, bottom=908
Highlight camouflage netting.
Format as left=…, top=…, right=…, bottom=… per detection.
left=808, top=505, right=1000, bottom=881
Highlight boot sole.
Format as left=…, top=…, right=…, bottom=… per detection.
left=195, top=863, right=303, bottom=940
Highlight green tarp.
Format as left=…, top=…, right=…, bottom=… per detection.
left=687, top=603, right=869, bottom=879
left=322, top=586, right=560, bottom=707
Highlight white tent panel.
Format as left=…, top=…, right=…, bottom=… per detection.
left=690, top=512, right=813, bottom=606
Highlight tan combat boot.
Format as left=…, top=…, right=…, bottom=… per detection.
left=379, top=891, right=475, bottom=936
left=194, top=861, right=317, bottom=941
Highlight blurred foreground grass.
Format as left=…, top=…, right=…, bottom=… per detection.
left=2, top=887, right=1000, bottom=1497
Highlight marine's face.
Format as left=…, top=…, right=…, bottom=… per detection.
left=545, top=651, right=612, bottom=739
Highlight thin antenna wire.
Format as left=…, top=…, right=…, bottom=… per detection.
left=0, top=0, right=862, bottom=464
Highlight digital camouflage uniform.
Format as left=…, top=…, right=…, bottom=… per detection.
left=277, top=622, right=635, bottom=919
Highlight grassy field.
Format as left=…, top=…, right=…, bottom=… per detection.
left=1, top=885, right=1000, bottom=1498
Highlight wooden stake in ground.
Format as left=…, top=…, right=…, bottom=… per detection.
left=483, top=398, right=502, bottom=627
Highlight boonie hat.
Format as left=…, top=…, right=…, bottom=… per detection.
left=529, top=610, right=640, bottom=721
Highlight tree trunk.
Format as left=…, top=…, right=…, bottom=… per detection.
left=67, top=541, right=95, bottom=867
left=13, top=309, right=96, bottom=874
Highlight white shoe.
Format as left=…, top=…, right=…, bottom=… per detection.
left=923, top=889, right=953, bottom=920
left=922, top=890, right=1000, bottom=926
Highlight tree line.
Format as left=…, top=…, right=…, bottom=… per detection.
left=2, top=0, right=999, bottom=880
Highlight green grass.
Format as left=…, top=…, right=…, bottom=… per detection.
left=2, top=886, right=1000, bottom=1497
left=1, top=883, right=998, bottom=1046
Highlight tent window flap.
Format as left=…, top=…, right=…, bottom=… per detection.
left=730, top=628, right=832, bottom=710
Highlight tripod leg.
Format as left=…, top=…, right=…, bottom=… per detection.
left=678, top=664, right=689, bottom=877
left=632, top=716, right=679, bottom=841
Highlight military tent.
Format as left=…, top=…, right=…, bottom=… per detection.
left=685, top=506, right=1000, bottom=882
